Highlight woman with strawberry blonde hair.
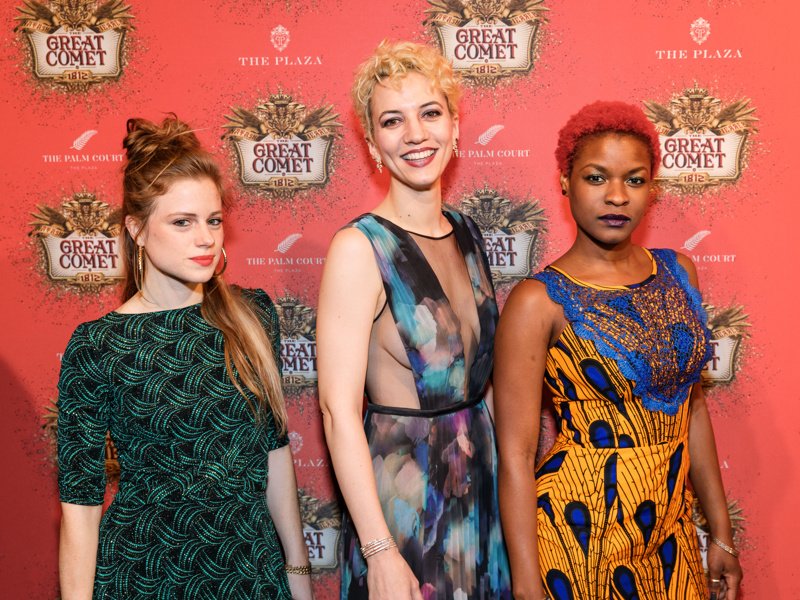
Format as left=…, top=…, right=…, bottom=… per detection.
left=57, top=115, right=313, bottom=599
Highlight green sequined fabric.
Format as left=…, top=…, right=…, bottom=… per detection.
left=57, top=289, right=291, bottom=599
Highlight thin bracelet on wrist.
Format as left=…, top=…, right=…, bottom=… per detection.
left=711, top=536, right=740, bottom=558
left=285, top=563, right=312, bottom=575
left=360, top=536, right=397, bottom=559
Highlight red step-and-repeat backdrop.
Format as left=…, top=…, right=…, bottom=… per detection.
left=1, top=1, right=797, bottom=597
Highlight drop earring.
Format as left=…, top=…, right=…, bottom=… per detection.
left=453, top=138, right=459, bottom=155
left=375, top=158, right=383, bottom=173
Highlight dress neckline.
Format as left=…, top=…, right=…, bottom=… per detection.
left=110, top=303, right=202, bottom=317
left=546, top=248, right=657, bottom=291
left=367, top=213, right=455, bottom=240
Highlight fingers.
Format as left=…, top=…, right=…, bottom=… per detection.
left=709, top=574, right=722, bottom=600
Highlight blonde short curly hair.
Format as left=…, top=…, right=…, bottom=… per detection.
left=352, top=40, right=462, bottom=143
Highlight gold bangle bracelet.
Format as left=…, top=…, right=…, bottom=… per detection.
left=360, top=536, right=397, bottom=559
left=711, top=536, right=740, bottom=558
left=285, top=564, right=312, bottom=575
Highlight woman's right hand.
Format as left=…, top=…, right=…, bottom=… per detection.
left=365, top=548, right=422, bottom=600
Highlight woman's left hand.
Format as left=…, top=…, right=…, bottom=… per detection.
left=707, top=543, right=742, bottom=600
left=287, top=571, right=315, bottom=600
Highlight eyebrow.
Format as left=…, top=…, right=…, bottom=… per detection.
left=166, top=211, right=223, bottom=218
left=582, top=163, right=649, bottom=174
left=377, top=100, right=444, bottom=120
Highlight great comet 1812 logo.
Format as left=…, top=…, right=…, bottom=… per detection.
left=425, top=0, right=548, bottom=82
left=29, top=191, right=122, bottom=289
left=643, top=85, right=757, bottom=193
left=454, top=185, right=546, bottom=285
left=14, top=0, right=134, bottom=88
left=275, top=295, right=317, bottom=391
left=702, top=303, right=750, bottom=387
left=299, top=490, right=341, bottom=569
left=224, top=92, right=341, bottom=198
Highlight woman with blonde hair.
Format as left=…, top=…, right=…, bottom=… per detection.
left=318, top=41, right=512, bottom=600
left=57, top=115, right=313, bottom=599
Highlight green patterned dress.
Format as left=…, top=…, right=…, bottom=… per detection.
left=57, top=289, right=291, bottom=599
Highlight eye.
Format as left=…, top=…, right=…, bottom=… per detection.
left=585, top=174, right=605, bottom=184
left=172, top=219, right=191, bottom=227
left=422, top=108, right=442, bottom=119
left=627, top=176, right=647, bottom=186
left=208, top=218, right=223, bottom=227
left=380, top=116, right=401, bottom=128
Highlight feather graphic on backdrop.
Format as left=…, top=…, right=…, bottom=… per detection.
left=70, top=130, right=98, bottom=150
left=475, top=125, right=504, bottom=146
left=681, top=230, right=711, bottom=251
left=276, top=233, right=302, bottom=254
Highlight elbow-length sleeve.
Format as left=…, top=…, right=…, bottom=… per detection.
left=57, top=322, right=111, bottom=505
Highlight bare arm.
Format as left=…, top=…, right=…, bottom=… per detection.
left=494, top=280, right=556, bottom=600
left=59, top=503, right=102, bottom=600
left=678, top=254, right=742, bottom=599
left=266, top=445, right=314, bottom=600
left=317, top=228, right=421, bottom=600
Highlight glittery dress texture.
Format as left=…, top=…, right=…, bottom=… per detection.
left=57, top=289, right=291, bottom=599
left=532, top=249, right=712, bottom=600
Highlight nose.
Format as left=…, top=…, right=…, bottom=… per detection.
left=195, top=222, right=215, bottom=247
left=605, top=179, right=630, bottom=206
left=403, top=115, right=427, bottom=145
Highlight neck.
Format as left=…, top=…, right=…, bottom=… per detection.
left=375, top=178, right=448, bottom=236
left=566, top=234, right=639, bottom=266
left=139, top=273, right=204, bottom=311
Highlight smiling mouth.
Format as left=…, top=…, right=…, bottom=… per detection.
left=401, top=148, right=436, bottom=161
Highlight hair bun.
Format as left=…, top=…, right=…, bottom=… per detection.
left=123, top=115, right=201, bottom=174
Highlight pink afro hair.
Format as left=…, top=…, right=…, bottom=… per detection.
left=555, top=101, right=661, bottom=175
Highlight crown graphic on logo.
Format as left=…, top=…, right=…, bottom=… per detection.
left=459, top=185, right=546, bottom=233
left=644, top=84, right=757, bottom=136
left=465, top=0, right=506, bottom=21
left=14, top=0, right=134, bottom=34
left=276, top=295, right=316, bottom=340
left=30, top=192, right=121, bottom=239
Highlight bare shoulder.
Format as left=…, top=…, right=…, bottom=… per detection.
left=502, top=278, right=557, bottom=317
left=326, top=226, right=373, bottom=260
left=319, top=226, right=383, bottom=314
left=673, top=250, right=700, bottom=287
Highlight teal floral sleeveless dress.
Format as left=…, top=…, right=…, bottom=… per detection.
left=57, top=289, right=291, bottom=599
left=341, top=211, right=512, bottom=599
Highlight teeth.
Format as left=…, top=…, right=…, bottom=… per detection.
left=403, top=149, right=435, bottom=161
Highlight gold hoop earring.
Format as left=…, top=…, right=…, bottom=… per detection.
left=215, top=247, right=228, bottom=277
left=453, top=138, right=458, bottom=155
left=375, top=158, right=383, bottom=174
left=135, top=245, right=145, bottom=291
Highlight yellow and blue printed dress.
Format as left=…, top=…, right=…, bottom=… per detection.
left=532, top=249, right=711, bottom=600
left=57, top=289, right=291, bottom=599
left=341, top=211, right=512, bottom=599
